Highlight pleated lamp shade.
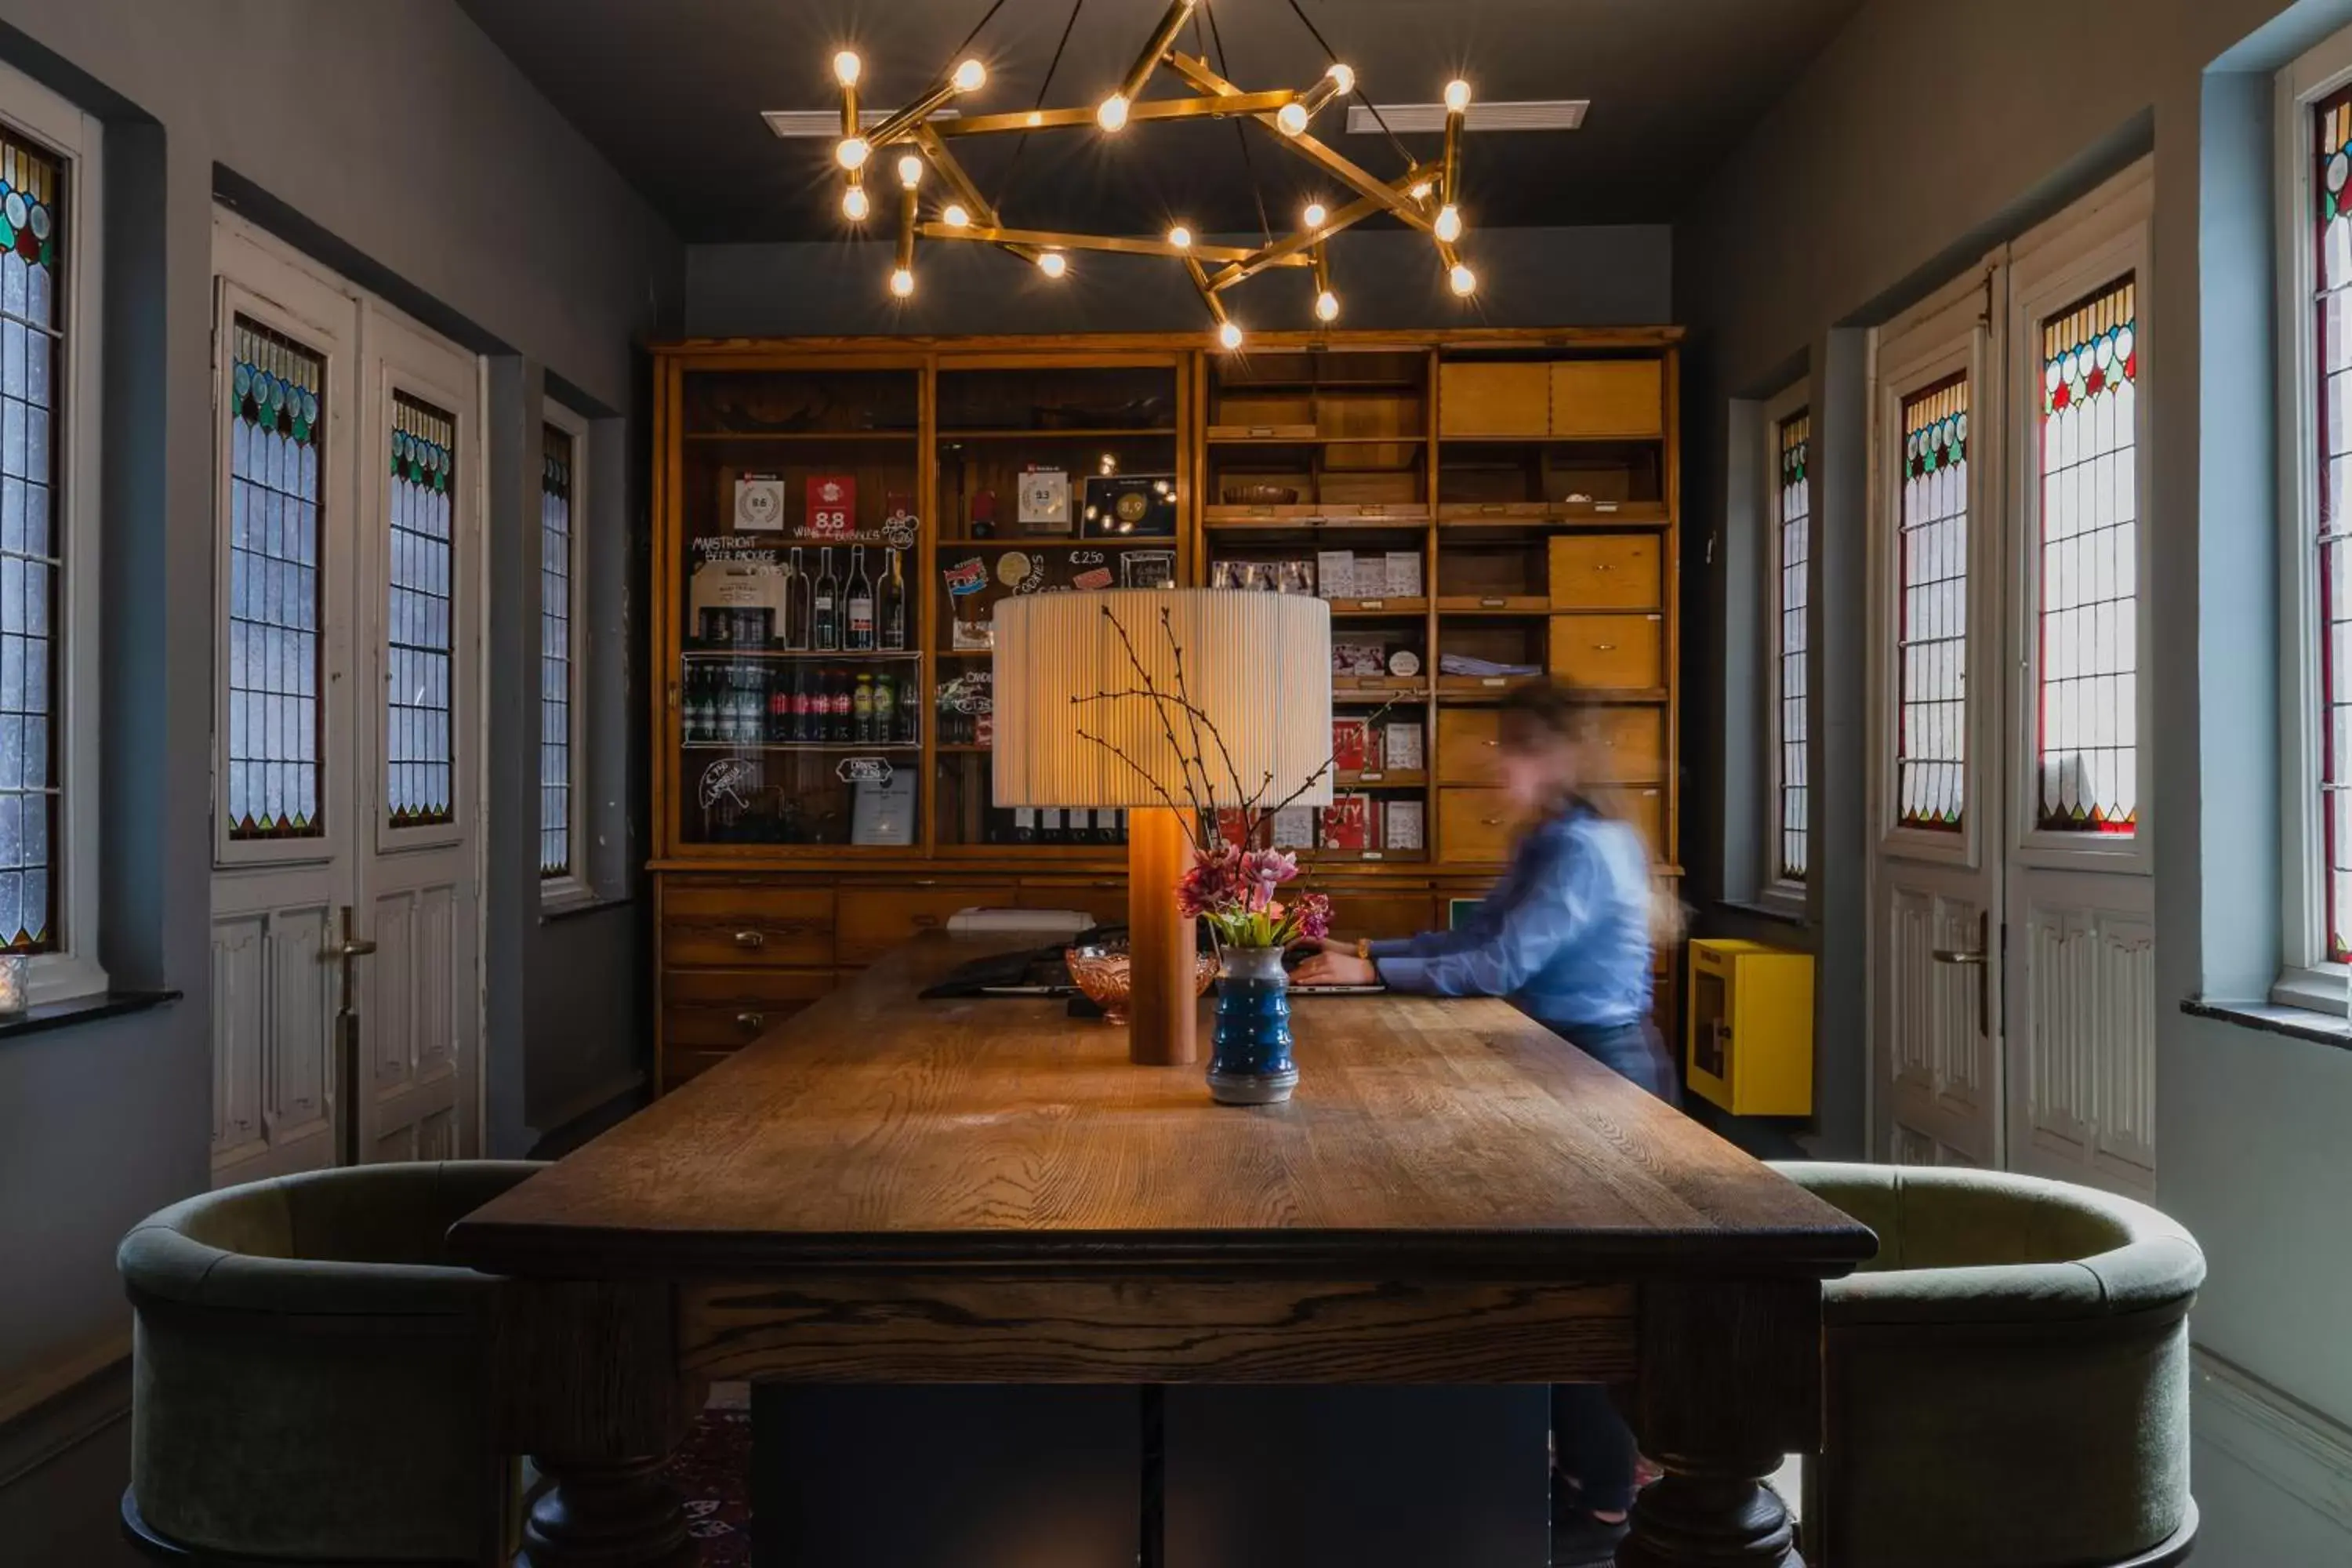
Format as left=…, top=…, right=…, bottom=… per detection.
left=993, top=590, right=1334, bottom=810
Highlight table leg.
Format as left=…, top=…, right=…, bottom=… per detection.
left=1619, top=1279, right=1820, bottom=1568
left=520, top=1454, right=697, bottom=1567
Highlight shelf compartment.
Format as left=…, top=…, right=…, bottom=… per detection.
left=1328, top=597, right=1430, bottom=618
left=681, top=743, right=922, bottom=754
left=1438, top=596, right=1551, bottom=616
left=935, top=426, right=1175, bottom=441
left=682, top=648, right=924, bottom=661
left=1334, top=771, right=1429, bottom=789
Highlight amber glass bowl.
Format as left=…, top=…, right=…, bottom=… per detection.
left=1065, top=941, right=1219, bottom=1025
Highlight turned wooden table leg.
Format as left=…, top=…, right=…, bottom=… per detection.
left=521, top=1454, right=697, bottom=1567
left=1619, top=1279, right=1820, bottom=1568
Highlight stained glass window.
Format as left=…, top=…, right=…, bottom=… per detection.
left=0, top=132, right=60, bottom=949
left=539, top=425, right=573, bottom=878
left=2035, top=275, right=2139, bottom=835
left=2316, top=91, right=2352, bottom=956
left=387, top=393, right=454, bottom=829
left=1897, top=374, right=1969, bottom=831
left=1776, top=410, right=1812, bottom=880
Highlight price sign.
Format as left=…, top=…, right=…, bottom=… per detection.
left=805, top=474, right=855, bottom=538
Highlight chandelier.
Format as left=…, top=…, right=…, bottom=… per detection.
left=819, top=0, right=1479, bottom=348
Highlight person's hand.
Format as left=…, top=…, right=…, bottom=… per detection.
left=1293, top=950, right=1377, bottom=987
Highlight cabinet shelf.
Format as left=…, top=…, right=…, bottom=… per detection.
left=1436, top=596, right=1552, bottom=616
left=679, top=742, right=924, bottom=753
left=937, top=426, right=1177, bottom=441
left=934, top=534, right=1177, bottom=547
left=684, top=429, right=919, bottom=442
left=1328, top=597, right=1429, bottom=618
left=1334, top=771, right=1429, bottom=789
left=683, top=648, right=924, bottom=661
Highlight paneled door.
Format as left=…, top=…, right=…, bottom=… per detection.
left=209, top=214, right=481, bottom=1184
left=1867, top=165, right=2155, bottom=1195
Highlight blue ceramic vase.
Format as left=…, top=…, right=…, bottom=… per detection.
left=1207, top=946, right=1298, bottom=1105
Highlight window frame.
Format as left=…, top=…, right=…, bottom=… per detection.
left=1760, top=379, right=1811, bottom=913
left=2276, top=23, right=2352, bottom=1014
left=539, top=400, right=590, bottom=908
left=0, top=66, right=104, bottom=1004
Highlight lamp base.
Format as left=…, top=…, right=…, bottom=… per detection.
left=1126, top=805, right=1198, bottom=1067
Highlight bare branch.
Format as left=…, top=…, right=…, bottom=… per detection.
left=1097, top=605, right=1211, bottom=819
left=1160, top=608, right=1245, bottom=808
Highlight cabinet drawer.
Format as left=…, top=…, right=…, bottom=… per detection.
left=1548, top=361, right=1664, bottom=439
left=837, top=885, right=1018, bottom=967
left=1439, top=789, right=1521, bottom=862
left=1437, top=709, right=1504, bottom=786
left=1611, top=786, right=1668, bottom=860
left=1326, top=894, right=1439, bottom=943
left=1439, top=362, right=1551, bottom=437
left=662, top=885, right=834, bottom=969
left=1548, top=534, right=1663, bottom=611
left=1590, top=706, right=1667, bottom=784
left=1018, top=880, right=1130, bottom=928
left=1549, top=614, right=1665, bottom=691
left=662, top=969, right=837, bottom=1050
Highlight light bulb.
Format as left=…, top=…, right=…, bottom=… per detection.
left=1450, top=262, right=1478, bottom=296
left=835, top=136, right=870, bottom=172
left=841, top=185, right=871, bottom=222
left=942, top=202, right=971, bottom=228
left=1410, top=180, right=1434, bottom=201
left=1037, top=251, right=1068, bottom=278
left=953, top=58, right=988, bottom=93
left=1316, top=289, right=1341, bottom=322
left=1277, top=102, right=1310, bottom=136
left=1303, top=201, right=1329, bottom=230
left=1329, top=64, right=1356, bottom=95
left=896, top=154, right=924, bottom=188
left=1218, top=320, right=1244, bottom=351
left=890, top=267, right=915, bottom=298
left=1167, top=224, right=1193, bottom=249
left=1025, top=109, right=1044, bottom=127
left=833, top=49, right=863, bottom=87
left=1444, top=78, right=1472, bottom=114
left=1097, top=93, right=1131, bottom=132
left=1434, top=203, right=1464, bottom=242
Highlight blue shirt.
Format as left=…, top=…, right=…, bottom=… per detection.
left=1369, top=802, right=1654, bottom=1033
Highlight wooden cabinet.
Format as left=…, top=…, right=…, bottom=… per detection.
left=1439, top=789, right=1522, bottom=863
left=1436, top=708, right=1504, bottom=786
left=660, top=884, right=834, bottom=970
left=1548, top=361, right=1664, bottom=439
left=1325, top=891, right=1441, bottom=943
left=1590, top=706, right=1668, bottom=784
left=1550, top=613, right=1666, bottom=692
left=837, top=885, right=1018, bottom=968
left=1548, top=534, right=1663, bottom=611
left=1439, top=362, right=1551, bottom=437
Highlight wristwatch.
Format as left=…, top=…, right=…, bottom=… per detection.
left=1355, top=938, right=1372, bottom=961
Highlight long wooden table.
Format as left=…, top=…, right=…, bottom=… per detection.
left=449, top=936, right=1875, bottom=1567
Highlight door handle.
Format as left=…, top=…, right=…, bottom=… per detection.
left=1930, top=949, right=1985, bottom=965
left=735, top=1011, right=767, bottom=1033
left=732, top=929, right=767, bottom=949
left=1932, top=911, right=1994, bottom=1037
left=332, top=936, right=379, bottom=958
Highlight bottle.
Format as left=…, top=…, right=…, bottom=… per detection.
left=783, top=546, right=811, bottom=650
left=731, top=667, right=757, bottom=746
left=829, top=668, right=852, bottom=744
left=879, top=548, right=908, bottom=651
left=870, top=671, right=895, bottom=744
left=897, top=673, right=920, bottom=745
left=814, top=548, right=840, bottom=651
left=852, top=673, right=876, bottom=744
left=684, top=666, right=710, bottom=743
left=846, top=546, right=876, bottom=652
left=768, top=664, right=789, bottom=742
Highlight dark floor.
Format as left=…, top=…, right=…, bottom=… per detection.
left=0, top=1415, right=144, bottom=1568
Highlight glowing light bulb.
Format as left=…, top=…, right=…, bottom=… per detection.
left=1449, top=262, right=1478, bottom=296
left=890, top=267, right=915, bottom=298
left=1218, top=320, right=1244, bottom=351
left=1167, top=224, right=1193, bottom=250
left=1303, top=201, right=1329, bottom=230
left=836, top=136, right=871, bottom=172
left=1277, top=102, right=1310, bottom=136
left=1316, top=289, right=1341, bottom=322
left=1037, top=251, right=1068, bottom=278
left=1444, top=78, right=1472, bottom=114
left=1329, top=64, right=1356, bottom=95
left=953, top=58, right=988, bottom=93
left=942, top=202, right=971, bottom=228
left=1026, top=110, right=1044, bottom=127
left=833, top=49, right=863, bottom=87
left=1409, top=180, right=1434, bottom=201
left=841, top=185, right=871, bottom=222
left=896, top=154, right=925, bottom=189
left=1097, top=93, right=1131, bottom=132
left=1434, top=203, right=1464, bottom=243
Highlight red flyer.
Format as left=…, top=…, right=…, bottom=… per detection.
left=1330, top=719, right=1368, bottom=772
left=805, top=473, right=855, bottom=537
left=1319, top=794, right=1370, bottom=851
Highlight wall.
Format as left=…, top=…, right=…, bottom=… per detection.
left=0, top=0, right=678, bottom=1412
left=683, top=225, right=1673, bottom=338
left=1674, top=0, right=2352, bottom=1554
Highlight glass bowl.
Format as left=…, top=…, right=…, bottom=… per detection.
left=1065, top=941, right=1220, bottom=1025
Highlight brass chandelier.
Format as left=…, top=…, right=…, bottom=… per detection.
left=822, top=0, right=1479, bottom=348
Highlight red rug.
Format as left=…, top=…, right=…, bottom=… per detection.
left=666, top=1410, right=753, bottom=1566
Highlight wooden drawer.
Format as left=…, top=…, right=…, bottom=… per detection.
left=1613, top=785, right=1668, bottom=859
left=1549, top=361, right=1664, bottom=439
left=1018, top=880, right=1130, bottom=928
left=837, top=885, right=1018, bottom=967
left=1590, top=706, right=1667, bottom=784
left=1548, top=534, right=1663, bottom=611
left=1549, top=613, right=1665, bottom=691
left=1437, top=709, right=1504, bottom=786
left=662, top=884, right=834, bottom=969
left=1439, top=362, right=1550, bottom=437
left=1439, top=789, right=1521, bottom=863
left=1326, top=893, right=1439, bottom=943
left=662, top=969, right=837, bottom=1050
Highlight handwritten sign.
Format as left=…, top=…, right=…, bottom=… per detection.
left=835, top=757, right=895, bottom=785
left=697, top=757, right=753, bottom=811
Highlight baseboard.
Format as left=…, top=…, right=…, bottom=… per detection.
left=2193, top=1346, right=2352, bottom=1534
left=0, top=1330, right=131, bottom=1490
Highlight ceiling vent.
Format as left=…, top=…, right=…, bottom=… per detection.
left=1347, top=100, right=1588, bottom=134
left=763, top=108, right=961, bottom=138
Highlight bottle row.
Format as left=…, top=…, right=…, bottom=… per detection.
left=690, top=543, right=912, bottom=652
left=683, top=662, right=922, bottom=748
left=981, top=807, right=1131, bottom=847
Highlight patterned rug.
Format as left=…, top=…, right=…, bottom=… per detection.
left=666, top=1408, right=753, bottom=1566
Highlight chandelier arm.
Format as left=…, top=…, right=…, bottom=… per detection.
left=1111, top=0, right=1200, bottom=117
left=1164, top=52, right=1436, bottom=235
left=1278, top=0, right=1413, bottom=166
left=909, top=125, right=1044, bottom=263
left=865, top=78, right=964, bottom=152
left=936, top=89, right=1296, bottom=137
left=1183, top=256, right=1232, bottom=332
left=1442, top=106, right=1465, bottom=209
left=1203, top=180, right=1399, bottom=293
left=920, top=223, right=1305, bottom=267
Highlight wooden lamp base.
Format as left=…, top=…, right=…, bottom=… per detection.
left=1125, top=805, right=1199, bottom=1067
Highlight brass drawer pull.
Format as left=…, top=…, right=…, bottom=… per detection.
left=1481, top=817, right=1506, bottom=826
left=1593, top=642, right=1619, bottom=651
left=733, top=929, right=767, bottom=949
left=736, top=1011, right=768, bottom=1033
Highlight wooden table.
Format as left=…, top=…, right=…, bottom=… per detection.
left=448, top=937, right=1875, bottom=1567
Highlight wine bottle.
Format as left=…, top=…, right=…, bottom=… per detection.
left=814, top=548, right=840, bottom=651
left=684, top=667, right=710, bottom=743
left=768, top=664, right=789, bottom=742
left=783, top=546, right=811, bottom=650
left=830, top=668, right=852, bottom=744
left=871, top=672, right=895, bottom=744
left=897, top=673, right=920, bottom=744
left=846, top=545, right=876, bottom=652
left=852, top=673, right=876, bottom=744
left=879, top=548, right=908, bottom=651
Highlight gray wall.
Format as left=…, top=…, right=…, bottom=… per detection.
left=684, top=225, right=1673, bottom=337
left=1675, top=0, right=2352, bottom=1551
left=0, top=0, right=677, bottom=1400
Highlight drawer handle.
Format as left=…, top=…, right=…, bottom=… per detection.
left=736, top=1011, right=768, bottom=1033
left=1594, top=642, right=1619, bottom=652
left=1480, top=817, right=1506, bottom=826
left=732, top=929, right=767, bottom=949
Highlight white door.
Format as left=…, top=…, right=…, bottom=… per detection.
left=1867, top=165, right=2156, bottom=1195
left=209, top=215, right=481, bottom=1185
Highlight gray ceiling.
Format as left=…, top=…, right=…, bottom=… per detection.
left=459, top=0, right=1862, bottom=244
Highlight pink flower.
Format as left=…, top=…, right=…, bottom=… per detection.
left=1290, top=892, right=1333, bottom=942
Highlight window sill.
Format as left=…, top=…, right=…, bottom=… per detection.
left=539, top=891, right=633, bottom=925
left=0, top=988, right=180, bottom=1046
left=2181, top=996, right=2352, bottom=1052
left=1715, top=898, right=1809, bottom=930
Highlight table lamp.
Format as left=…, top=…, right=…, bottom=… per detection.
left=994, top=590, right=1334, bottom=1066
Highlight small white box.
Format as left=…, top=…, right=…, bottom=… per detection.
left=1316, top=550, right=1357, bottom=599
left=1269, top=804, right=1316, bottom=848
left=1383, top=800, right=1425, bottom=852
left=1383, top=722, right=1425, bottom=771
left=1384, top=551, right=1424, bottom=597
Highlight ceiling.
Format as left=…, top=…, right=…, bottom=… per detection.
left=460, top=0, right=1863, bottom=244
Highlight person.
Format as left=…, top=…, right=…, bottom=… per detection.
left=1293, top=679, right=1681, bottom=1562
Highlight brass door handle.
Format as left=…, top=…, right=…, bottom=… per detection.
left=332, top=938, right=378, bottom=958
left=735, top=1011, right=767, bottom=1033
left=733, top=929, right=767, bottom=949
